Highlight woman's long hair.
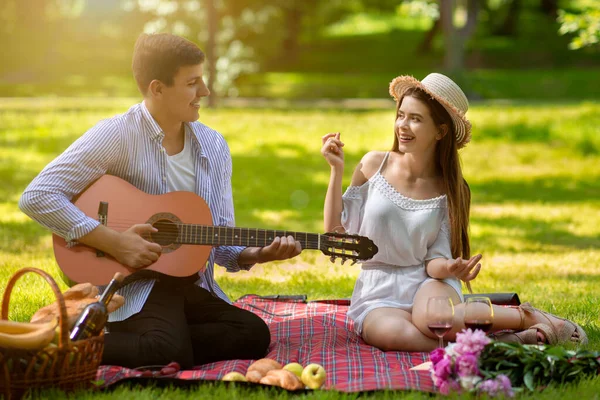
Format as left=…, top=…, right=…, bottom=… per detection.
left=391, top=87, right=471, bottom=260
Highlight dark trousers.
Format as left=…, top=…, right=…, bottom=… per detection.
left=101, top=275, right=271, bottom=369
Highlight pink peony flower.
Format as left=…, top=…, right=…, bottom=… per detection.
left=430, top=347, right=446, bottom=364
left=433, top=357, right=452, bottom=381
left=479, top=375, right=514, bottom=398
left=454, top=328, right=491, bottom=355
left=428, top=328, right=513, bottom=397
left=456, top=353, right=480, bottom=377
left=438, top=380, right=451, bottom=395
left=438, top=379, right=460, bottom=394
left=496, top=375, right=514, bottom=397
left=479, top=378, right=500, bottom=397
left=450, top=379, right=461, bottom=392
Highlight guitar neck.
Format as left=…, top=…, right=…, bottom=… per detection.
left=176, top=225, right=322, bottom=250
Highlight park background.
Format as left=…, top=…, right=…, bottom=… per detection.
left=1, top=0, right=599, bottom=398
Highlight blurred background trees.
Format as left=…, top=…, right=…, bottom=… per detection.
left=0, top=0, right=598, bottom=101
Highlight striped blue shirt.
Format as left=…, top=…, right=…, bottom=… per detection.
left=19, top=102, right=250, bottom=322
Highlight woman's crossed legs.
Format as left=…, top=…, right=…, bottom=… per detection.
left=360, top=280, right=582, bottom=352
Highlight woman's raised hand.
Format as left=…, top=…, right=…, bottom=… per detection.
left=321, top=132, right=345, bottom=168
left=446, top=254, right=482, bottom=283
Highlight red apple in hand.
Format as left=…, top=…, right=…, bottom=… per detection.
left=301, top=363, right=326, bottom=389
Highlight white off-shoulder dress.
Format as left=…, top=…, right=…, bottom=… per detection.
left=342, top=152, right=463, bottom=335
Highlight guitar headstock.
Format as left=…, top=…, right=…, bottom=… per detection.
left=319, top=232, right=378, bottom=264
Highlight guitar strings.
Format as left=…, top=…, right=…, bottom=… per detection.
left=82, top=223, right=362, bottom=254
left=97, top=232, right=359, bottom=248
left=97, top=223, right=360, bottom=243
left=85, top=219, right=357, bottom=238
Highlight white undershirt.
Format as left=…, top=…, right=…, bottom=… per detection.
left=166, top=132, right=196, bottom=192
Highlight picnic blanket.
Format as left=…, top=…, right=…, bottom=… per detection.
left=97, top=295, right=435, bottom=393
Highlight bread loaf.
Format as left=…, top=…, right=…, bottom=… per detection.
left=259, top=369, right=304, bottom=391
left=30, top=294, right=125, bottom=328
left=245, top=358, right=283, bottom=382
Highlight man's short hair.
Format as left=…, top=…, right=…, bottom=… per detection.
left=132, top=33, right=205, bottom=95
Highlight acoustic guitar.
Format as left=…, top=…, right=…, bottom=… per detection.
left=53, top=175, right=378, bottom=285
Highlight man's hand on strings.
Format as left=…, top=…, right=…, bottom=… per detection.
left=116, top=224, right=163, bottom=269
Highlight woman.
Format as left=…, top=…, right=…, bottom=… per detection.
left=321, top=73, right=587, bottom=351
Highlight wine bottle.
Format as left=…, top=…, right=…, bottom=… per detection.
left=69, top=272, right=124, bottom=341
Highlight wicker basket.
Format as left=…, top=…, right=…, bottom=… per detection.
left=0, top=268, right=104, bottom=399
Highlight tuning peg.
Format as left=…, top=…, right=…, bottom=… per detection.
left=341, top=257, right=347, bottom=265
left=351, top=260, right=357, bottom=266
left=330, top=255, right=336, bottom=263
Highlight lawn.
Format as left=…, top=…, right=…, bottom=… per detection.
left=0, top=98, right=598, bottom=398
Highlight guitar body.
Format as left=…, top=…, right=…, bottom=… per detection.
left=53, top=175, right=213, bottom=285
left=53, top=175, right=378, bottom=286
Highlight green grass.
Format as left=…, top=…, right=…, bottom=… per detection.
left=0, top=98, right=599, bottom=398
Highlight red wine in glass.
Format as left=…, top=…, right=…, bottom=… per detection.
left=426, top=296, right=455, bottom=348
left=464, top=297, right=494, bottom=334
left=464, top=320, right=493, bottom=333
left=428, top=323, right=453, bottom=337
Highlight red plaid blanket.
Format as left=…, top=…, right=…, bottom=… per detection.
left=97, top=295, right=434, bottom=393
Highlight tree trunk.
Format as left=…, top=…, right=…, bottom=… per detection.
left=441, top=0, right=480, bottom=83
left=204, top=0, right=218, bottom=108
left=281, top=6, right=303, bottom=64
left=495, top=0, right=521, bottom=36
left=441, top=0, right=461, bottom=72
left=459, top=0, right=480, bottom=41
left=417, top=16, right=441, bottom=54
left=540, top=0, right=558, bottom=19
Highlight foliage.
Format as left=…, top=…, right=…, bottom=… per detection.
left=558, top=8, right=600, bottom=49
left=479, top=342, right=600, bottom=392
left=122, top=0, right=266, bottom=96
left=119, top=0, right=398, bottom=94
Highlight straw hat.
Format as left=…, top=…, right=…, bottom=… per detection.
left=389, top=73, right=472, bottom=149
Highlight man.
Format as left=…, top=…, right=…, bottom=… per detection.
left=19, top=33, right=302, bottom=369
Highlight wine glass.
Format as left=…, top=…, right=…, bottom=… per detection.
left=463, top=296, right=494, bottom=333
left=426, top=296, right=455, bottom=348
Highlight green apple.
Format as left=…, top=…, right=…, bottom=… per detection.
left=301, top=363, right=326, bottom=389
left=221, top=371, right=247, bottom=382
left=283, top=362, right=304, bottom=379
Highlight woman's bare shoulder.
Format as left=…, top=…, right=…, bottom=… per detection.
left=350, top=151, right=387, bottom=185
left=360, top=151, right=387, bottom=175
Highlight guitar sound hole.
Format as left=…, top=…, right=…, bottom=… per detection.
left=151, top=220, right=179, bottom=246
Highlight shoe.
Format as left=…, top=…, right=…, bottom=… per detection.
left=489, top=302, right=587, bottom=346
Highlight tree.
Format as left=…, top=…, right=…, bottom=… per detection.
left=0, top=0, right=85, bottom=75
left=122, top=0, right=395, bottom=102
left=440, top=0, right=480, bottom=73
left=558, top=4, right=600, bottom=49
left=493, top=0, right=521, bottom=37
left=123, top=0, right=272, bottom=105
left=204, top=0, right=218, bottom=107
left=540, top=0, right=558, bottom=18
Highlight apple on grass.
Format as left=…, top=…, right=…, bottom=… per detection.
left=283, top=362, right=304, bottom=379
left=301, top=363, right=326, bottom=389
left=222, top=371, right=247, bottom=382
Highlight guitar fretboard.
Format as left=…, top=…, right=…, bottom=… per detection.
left=176, top=225, right=322, bottom=249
